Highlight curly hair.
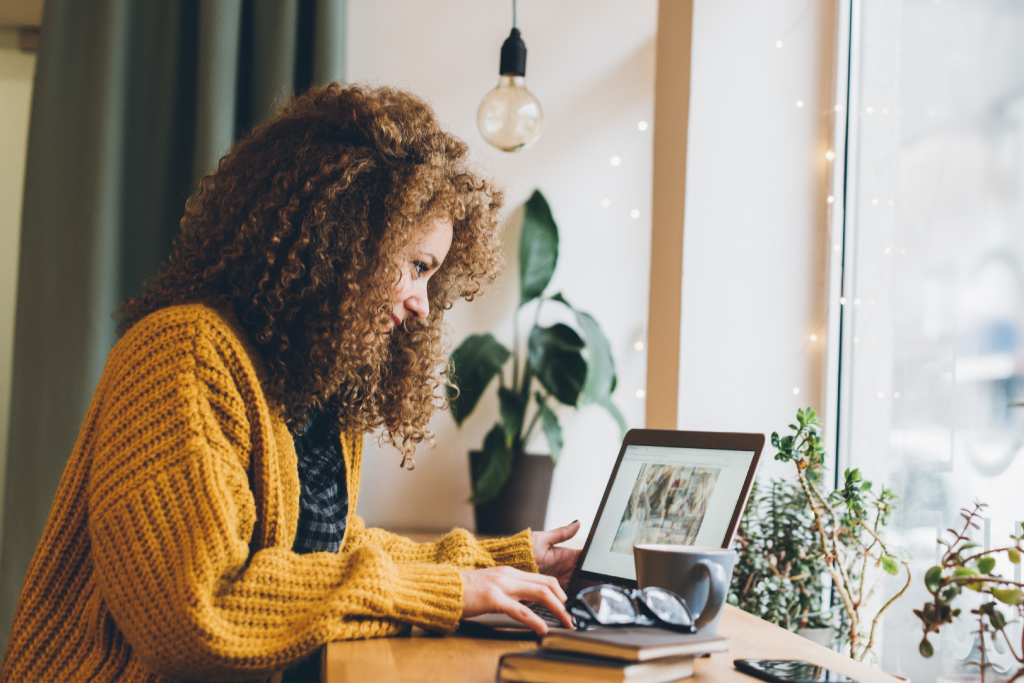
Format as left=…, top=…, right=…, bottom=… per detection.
left=118, top=83, right=504, bottom=466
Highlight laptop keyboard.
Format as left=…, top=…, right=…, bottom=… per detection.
left=530, top=603, right=575, bottom=628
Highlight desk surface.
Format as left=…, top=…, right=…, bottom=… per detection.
left=324, top=605, right=899, bottom=682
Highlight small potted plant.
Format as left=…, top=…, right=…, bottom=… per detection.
left=730, top=476, right=836, bottom=641
left=915, top=502, right=1024, bottom=682
left=734, top=407, right=913, bottom=662
left=447, top=190, right=625, bottom=534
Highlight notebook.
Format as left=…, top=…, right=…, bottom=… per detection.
left=497, top=649, right=695, bottom=683
left=464, top=429, right=765, bottom=630
left=540, top=626, right=728, bottom=661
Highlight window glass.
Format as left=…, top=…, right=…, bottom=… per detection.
left=841, top=0, right=1024, bottom=679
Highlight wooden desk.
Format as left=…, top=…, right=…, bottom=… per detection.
left=324, top=605, right=899, bottom=682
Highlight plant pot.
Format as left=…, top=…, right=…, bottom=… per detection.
left=796, top=626, right=836, bottom=649
left=470, top=452, right=554, bottom=535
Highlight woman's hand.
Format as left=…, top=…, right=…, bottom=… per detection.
left=532, top=521, right=582, bottom=588
left=460, top=566, right=573, bottom=635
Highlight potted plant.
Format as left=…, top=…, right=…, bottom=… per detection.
left=733, top=407, right=913, bottom=662
left=447, top=190, right=626, bottom=534
left=915, top=502, right=1024, bottom=682
left=730, top=476, right=836, bottom=640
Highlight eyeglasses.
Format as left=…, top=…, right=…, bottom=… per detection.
left=567, top=584, right=697, bottom=633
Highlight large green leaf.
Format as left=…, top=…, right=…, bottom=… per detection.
left=519, top=190, right=559, bottom=304
left=575, top=309, right=617, bottom=403
left=470, top=425, right=514, bottom=504
left=498, top=387, right=526, bottom=449
left=551, top=293, right=626, bottom=437
left=448, top=333, right=511, bottom=425
left=528, top=324, right=586, bottom=406
left=536, top=393, right=564, bottom=464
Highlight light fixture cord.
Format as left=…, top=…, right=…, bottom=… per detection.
left=512, top=0, right=518, bottom=28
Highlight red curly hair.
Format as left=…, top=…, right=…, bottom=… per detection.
left=118, top=83, right=504, bottom=466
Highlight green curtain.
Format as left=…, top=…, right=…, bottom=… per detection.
left=0, top=0, right=346, bottom=649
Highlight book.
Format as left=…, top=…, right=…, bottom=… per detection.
left=498, top=649, right=695, bottom=683
left=540, top=627, right=727, bottom=662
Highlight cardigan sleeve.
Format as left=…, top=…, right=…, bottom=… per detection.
left=343, top=516, right=539, bottom=572
left=86, top=311, right=465, bottom=681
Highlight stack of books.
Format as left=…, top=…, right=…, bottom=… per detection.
left=497, top=627, right=728, bottom=683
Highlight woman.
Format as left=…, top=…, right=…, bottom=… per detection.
left=0, top=84, right=578, bottom=683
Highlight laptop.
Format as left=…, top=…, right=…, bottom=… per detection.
left=464, top=428, right=765, bottom=631
left=566, top=428, right=764, bottom=593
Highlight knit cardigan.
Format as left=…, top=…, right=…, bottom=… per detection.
left=0, top=304, right=537, bottom=683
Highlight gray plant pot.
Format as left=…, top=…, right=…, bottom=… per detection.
left=796, top=626, right=836, bottom=649
left=471, top=452, right=554, bottom=535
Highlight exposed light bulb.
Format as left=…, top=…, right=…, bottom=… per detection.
left=478, top=27, right=543, bottom=152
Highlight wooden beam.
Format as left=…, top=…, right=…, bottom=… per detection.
left=645, top=0, right=694, bottom=430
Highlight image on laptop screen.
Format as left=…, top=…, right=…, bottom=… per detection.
left=579, top=443, right=757, bottom=582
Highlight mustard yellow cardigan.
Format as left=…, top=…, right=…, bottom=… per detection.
left=0, top=304, right=537, bottom=682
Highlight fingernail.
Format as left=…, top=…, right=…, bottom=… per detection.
left=571, top=519, right=579, bottom=524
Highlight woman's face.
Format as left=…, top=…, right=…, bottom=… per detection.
left=391, top=216, right=454, bottom=329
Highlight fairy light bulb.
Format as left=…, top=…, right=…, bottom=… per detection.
left=478, top=14, right=543, bottom=152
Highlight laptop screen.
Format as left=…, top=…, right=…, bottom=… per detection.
left=578, top=443, right=757, bottom=582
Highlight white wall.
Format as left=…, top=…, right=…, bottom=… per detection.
left=347, top=0, right=658, bottom=535
left=0, top=30, right=35, bottom=553
left=678, top=0, right=837, bottom=479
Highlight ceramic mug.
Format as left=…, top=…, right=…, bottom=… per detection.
left=633, top=545, right=737, bottom=634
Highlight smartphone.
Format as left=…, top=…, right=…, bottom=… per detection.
left=734, top=659, right=858, bottom=683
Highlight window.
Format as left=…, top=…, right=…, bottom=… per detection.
left=837, top=0, right=1024, bottom=678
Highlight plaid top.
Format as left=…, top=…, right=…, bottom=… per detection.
left=291, top=409, right=348, bottom=555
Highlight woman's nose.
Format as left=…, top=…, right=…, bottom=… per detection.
left=406, top=288, right=429, bottom=320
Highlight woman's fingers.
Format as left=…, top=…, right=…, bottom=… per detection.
left=460, top=567, right=574, bottom=634
left=532, top=521, right=582, bottom=577
left=495, top=595, right=549, bottom=634
left=531, top=522, right=579, bottom=556
left=545, top=520, right=581, bottom=545
left=522, top=577, right=574, bottom=630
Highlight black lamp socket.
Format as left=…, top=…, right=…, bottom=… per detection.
left=499, top=27, right=527, bottom=77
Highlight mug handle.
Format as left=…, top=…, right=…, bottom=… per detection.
left=692, top=560, right=727, bottom=629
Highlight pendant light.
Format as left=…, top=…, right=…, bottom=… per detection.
left=477, top=0, right=544, bottom=152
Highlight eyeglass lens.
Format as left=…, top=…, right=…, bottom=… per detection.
left=580, top=586, right=640, bottom=624
left=639, top=587, right=691, bottom=627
